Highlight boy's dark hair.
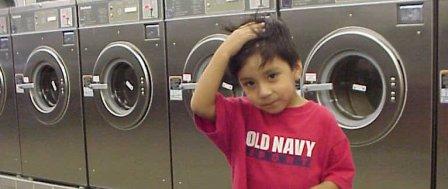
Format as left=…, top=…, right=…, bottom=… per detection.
left=224, top=16, right=300, bottom=78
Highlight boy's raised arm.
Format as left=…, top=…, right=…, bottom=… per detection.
left=190, top=22, right=265, bottom=121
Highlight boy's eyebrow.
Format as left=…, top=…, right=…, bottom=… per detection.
left=262, top=67, right=280, bottom=74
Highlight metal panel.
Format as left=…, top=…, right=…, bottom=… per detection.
left=0, top=9, right=21, bottom=175
left=281, top=1, right=433, bottom=188
left=80, top=23, right=171, bottom=189
left=11, top=2, right=87, bottom=186
left=79, top=1, right=171, bottom=187
left=437, top=0, right=448, bottom=188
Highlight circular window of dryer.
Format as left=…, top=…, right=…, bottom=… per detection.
left=183, top=34, right=243, bottom=115
left=0, top=66, right=6, bottom=115
left=24, top=46, right=69, bottom=125
left=301, top=27, right=406, bottom=147
left=93, top=42, right=152, bottom=130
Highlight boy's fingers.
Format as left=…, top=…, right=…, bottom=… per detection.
left=239, top=22, right=257, bottom=29
left=248, top=23, right=266, bottom=33
left=239, top=22, right=265, bottom=30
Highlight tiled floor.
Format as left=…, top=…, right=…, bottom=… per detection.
left=0, top=175, right=78, bottom=189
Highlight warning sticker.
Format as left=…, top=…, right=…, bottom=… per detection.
left=83, top=87, right=94, bottom=97
left=305, top=73, right=317, bottom=82
left=441, top=70, right=448, bottom=103
left=170, top=90, right=183, bottom=101
left=183, top=73, right=192, bottom=83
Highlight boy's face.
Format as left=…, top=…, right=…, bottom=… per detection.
left=238, top=54, right=302, bottom=114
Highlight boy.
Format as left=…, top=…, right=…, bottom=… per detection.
left=190, top=17, right=355, bottom=189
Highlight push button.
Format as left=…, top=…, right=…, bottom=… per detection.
left=145, top=24, right=160, bottom=40
left=63, top=31, right=75, bottom=45
left=390, top=96, right=396, bottom=103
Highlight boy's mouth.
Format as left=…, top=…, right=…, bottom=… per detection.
left=260, top=100, right=277, bottom=107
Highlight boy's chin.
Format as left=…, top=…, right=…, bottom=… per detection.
left=259, top=106, right=286, bottom=114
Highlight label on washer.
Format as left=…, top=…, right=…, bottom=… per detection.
left=305, top=73, right=317, bottom=82
left=125, top=7, right=138, bottom=13
left=441, top=89, right=448, bottom=103
left=183, top=73, right=192, bottom=82
left=170, top=89, right=183, bottom=101
left=83, top=87, right=94, bottom=97
left=125, top=81, right=134, bottom=91
left=16, top=86, right=24, bottom=94
left=352, top=84, right=367, bottom=92
left=60, top=7, right=74, bottom=28
left=222, top=82, right=233, bottom=90
left=249, top=0, right=270, bottom=9
left=47, top=16, right=57, bottom=22
left=441, top=70, right=448, bottom=103
left=80, top=6, right=92, bottom=10
left=51, top=81, right=57, bottom=91
left=93, top=75, right=100, bottom=82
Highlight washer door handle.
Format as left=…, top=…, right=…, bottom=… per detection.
left=301, top=83, right=333, bottom=93
left=90, top=83, right=108, bottom=90
left=179, top=83, right=197, bottom=90
left=17, top=83, right=35, bottom=89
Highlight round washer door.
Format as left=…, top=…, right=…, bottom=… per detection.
left=301, top=27, right=406, bottom=147
left=183, top=34, right=243, bottom=114
left=24, top=46, right=69, bottom=125
left=0, top=66, right=6, bottom=115
left=93, top=41, right=152, bottom=130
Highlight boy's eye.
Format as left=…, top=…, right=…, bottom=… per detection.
left=243, top=81, right=255, bottom=87
left=268, top=73, right=278, bottom=80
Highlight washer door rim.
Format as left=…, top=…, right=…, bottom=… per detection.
left=23, top=46, right=69, bottom=125
left=93, top=41, right=152, bottom=130
left=0, top=66, right=6, bottom=116
left=182, top=34, right=243, bottom=114
left=300, top=26, right=407, bottom=147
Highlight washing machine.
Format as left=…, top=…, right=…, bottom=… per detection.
left=165, top=0, right=275, bottom=188
left=0, top=8, right=21, bottom=175
left=437, top=0, right=448, bottom=188
left=11, top=0, right=87, bottom=186
left=280, top=0, right=433, bottom=188
left=78, top=0, right=170, bottom=188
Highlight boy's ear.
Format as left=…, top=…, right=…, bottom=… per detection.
left=294, top=59, right=303, bottom=81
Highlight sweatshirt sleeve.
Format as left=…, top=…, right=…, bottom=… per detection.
left=193, top=93, right=241, bottom=158
left=322, top=137, right=356, bottom=189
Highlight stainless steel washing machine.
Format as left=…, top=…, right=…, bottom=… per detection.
left=165, top=0, right=275, bottom=188
left=0, top=8, right=21, bottom=175
left=280, top=0, right=433, bottom=188
left=78, top=0, right=170, bottom=188
left=11, top=0, right=86, bottom=186
left=437, top=0, right=448, bottom=188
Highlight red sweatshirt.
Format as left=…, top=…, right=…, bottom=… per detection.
left=194, top=94, right=355, bottom=189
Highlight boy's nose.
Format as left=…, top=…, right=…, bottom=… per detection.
left=258, top=83, right=273, bottom=98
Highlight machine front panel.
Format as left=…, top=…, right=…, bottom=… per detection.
left=80, top=22, right=171, bottom=188
left=281, top=1, right=433, bottom=188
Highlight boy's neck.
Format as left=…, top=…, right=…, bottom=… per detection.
left=288, top=93, right=308, bottom=108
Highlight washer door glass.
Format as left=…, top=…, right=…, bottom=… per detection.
left=23, top=46, right=69, bottom=125
left=34, top=64, right=60, bottom=112
left=325, top=53, right=384, bottom=128
left=195, top=57, right=243, bottom=97
left=103, top=60, right=140, bottom=116
left=301, top=27, right=405, bottom=146
left=93, top=41, right=152, bottom=130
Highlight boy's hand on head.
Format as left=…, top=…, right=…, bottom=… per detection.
left=217, top=22, right=265, bottom=58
